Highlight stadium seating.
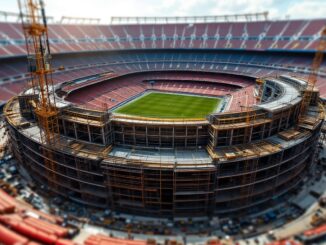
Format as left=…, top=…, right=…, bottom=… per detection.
left=66, top=71, right=251, bottom=110
left=0, top=49, right=325, bottom=105
left=0, top=19, right=325, bottom=104
left=0, top=19, right=325, bottom=57
left=227, top=85, right=256, bottom=112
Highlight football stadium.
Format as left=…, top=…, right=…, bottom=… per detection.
left=0, top=0, right=325, bottom=244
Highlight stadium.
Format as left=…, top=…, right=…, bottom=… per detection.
left=0, top=1, right=326, bottom=244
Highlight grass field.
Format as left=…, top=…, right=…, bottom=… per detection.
left=114, top=92, right=221, bottom=119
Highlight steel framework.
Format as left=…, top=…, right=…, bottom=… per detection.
left=110, top=12, right=269, bottom=24
left=299, top=27, right=326, bottom=121
left=18, top=0, right=59, bottom=188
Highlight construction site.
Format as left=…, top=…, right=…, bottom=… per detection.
left=1, top=0, right=326, bottom=244
left=4, top=69, right=325, bottom=218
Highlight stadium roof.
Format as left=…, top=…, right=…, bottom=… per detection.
left=110, top=12, right=269, bottom=24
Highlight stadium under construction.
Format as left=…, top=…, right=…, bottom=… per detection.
left=0, top=1, right=326, bottom=244
left=4, top=62, right=325, bottom=218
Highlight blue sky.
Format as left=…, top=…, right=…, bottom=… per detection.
left=0, top=0, right=325, bottom=23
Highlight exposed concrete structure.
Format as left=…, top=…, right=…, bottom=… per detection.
left=4, top=74, right=324, bottom=218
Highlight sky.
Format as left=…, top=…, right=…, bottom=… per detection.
left=0, top=0, right=325, bottom=23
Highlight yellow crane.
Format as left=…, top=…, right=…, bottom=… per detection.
left=18, top=0, right=59, bottom=189
left=299, top=27, right=326, bottom=120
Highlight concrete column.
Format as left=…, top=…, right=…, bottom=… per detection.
left=110, top=123, right=114, bottom=144
left=261, top=123, right=266, bottom=140
left=101, top=127, right=106, bottom=145
left=268, top=122, right=273, bottom=137
left=87, top=124, right=91, bottom=142
left=248, top=126, right=253, bottom=143
left=229, top=129, right=233, bottom=146
left=285, top=110, right=291, bottom=129
left=62, top=120, right=67, bottom=136
left=159, top=127, right=161, bottom=147
left=133, top=125, right=136, bottom=145
left=73, top=122, right=77, bottom=139
left=272, top=150, right=284, bottom=194
left=215, top=129, right=218, bottom=147
left=277, top=114, right=283, bottom=131
left=145, top=126, right=148, bottom=147
left=122, top=125, right=125, bottom=145
left=196, top=126, right=199, bottom=147
left=172, top=127, right=175, bottom=148
left=185, top=126, right=188, bottom=148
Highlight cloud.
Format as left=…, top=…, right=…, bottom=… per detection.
left=285, top=0, right=326, bottom=19
left=209, top=0, right=283, bottom=19
left=0, top=0, right=325, bottom=22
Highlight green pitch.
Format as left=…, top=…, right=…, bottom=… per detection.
left=114, top=92, right=221, bottom=119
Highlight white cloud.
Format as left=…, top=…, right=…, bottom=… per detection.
left=285, top=0, right=326, bottom=19
left=0, top=0, right=325, bottom=22
left=210, top=0, right=278, bottom=18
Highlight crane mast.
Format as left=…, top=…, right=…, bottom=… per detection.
left=299, top=27, right=326, bottom=120
left=18, top=0, right=59, bottom=188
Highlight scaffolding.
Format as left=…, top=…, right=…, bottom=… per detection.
left=206, top=82, right=305, bottom=209
left=101, top=152, right=216, bottom=217
left=207, top=109, right=272, bottom=154
left=255, top=77, right=265, bottom=103
left=298, top=27, right=326, bottom=123
left=4, top=86, right=324, bottom=217
left=2, top=31, right=324, bottom=218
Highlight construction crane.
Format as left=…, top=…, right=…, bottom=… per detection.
left=299, top=27, right=326, bottom=120
left=18, top=0, right=59, bottom=189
